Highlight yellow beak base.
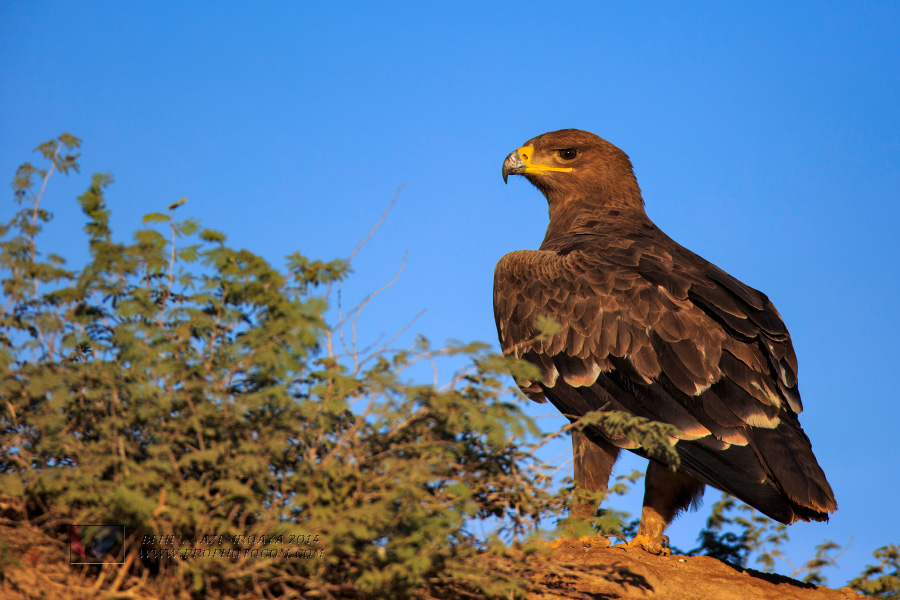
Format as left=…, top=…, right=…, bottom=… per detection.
left=502, top=145, right=572, bottom=183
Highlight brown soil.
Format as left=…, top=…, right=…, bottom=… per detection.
left=0, top=508, right=869, bottom=600
left=521, top=543, right=868, bottom=600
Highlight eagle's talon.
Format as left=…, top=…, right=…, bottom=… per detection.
left=623, top=533, right=671, bottom=556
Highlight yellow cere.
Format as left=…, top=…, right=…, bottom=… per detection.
left=517, top=145, right=573, bottom=175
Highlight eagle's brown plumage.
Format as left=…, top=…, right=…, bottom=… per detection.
left=494, top=129, right=835, bottom=552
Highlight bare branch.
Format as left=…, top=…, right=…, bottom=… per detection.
left=346, top=184, right=404, bottom=264
left=359, top=307, right=425, bottom=367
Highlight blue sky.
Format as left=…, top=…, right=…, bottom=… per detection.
left=2, top=1, right=899, bottom=586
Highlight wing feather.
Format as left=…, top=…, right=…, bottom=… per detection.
left=705, top=265, right=767, bottom=311
left=493, top=229, right=833, bottom=523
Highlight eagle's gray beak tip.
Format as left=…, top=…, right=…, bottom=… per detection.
left=502, top=149, right=524, bottom=184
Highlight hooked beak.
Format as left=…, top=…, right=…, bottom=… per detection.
left=502, top=148, right=526, bottom=184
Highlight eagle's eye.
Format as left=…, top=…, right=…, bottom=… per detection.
left=557, top=148, right=578, bottom=160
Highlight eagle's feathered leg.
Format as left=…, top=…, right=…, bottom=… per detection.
left=543, top=431, right=621, bottom=549
left=571, top=430, right=620, bottom=518
left=628, top=460, right=705, bottom=555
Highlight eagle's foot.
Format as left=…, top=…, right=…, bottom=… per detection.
left=623, top=533, right=670, bottom=556
left=539, top=534, right=612, bottom=550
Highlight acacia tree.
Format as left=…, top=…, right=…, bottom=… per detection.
left=0, top=134, right=571, bottom=598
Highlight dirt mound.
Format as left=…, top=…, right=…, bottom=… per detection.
left=0, top=514, right=868, bottom=600
left=523, top=544, right=866, bottom=600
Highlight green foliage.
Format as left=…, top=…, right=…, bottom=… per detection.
left=553, top=469, right=644, bottom=543
left=575, top=410, right=681, bottom=467
left=687, top=495, right=781, bottom=566
left=849, top=545, right=900, bottom=599
left=686, top=493, right=853, bottom=586
left=0, top=135, right=568, bottom=599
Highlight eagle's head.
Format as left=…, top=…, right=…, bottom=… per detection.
left=502, top=128, right=644, bottom=213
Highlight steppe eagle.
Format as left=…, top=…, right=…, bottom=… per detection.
left=495, top=129, right=836, bottom=554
